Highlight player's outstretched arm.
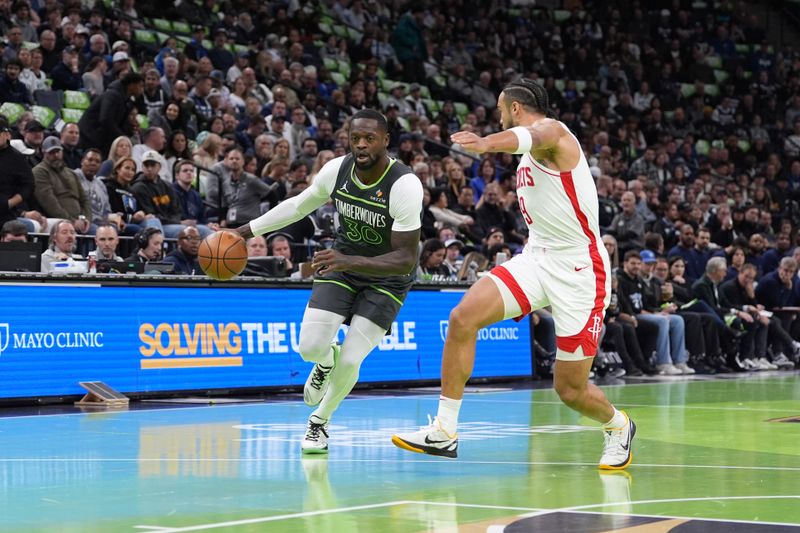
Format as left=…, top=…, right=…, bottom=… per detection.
left=311, top=228, right=420, bottom=276
left=450, top=119, right=564, bottom=156
left=235, top=157, right=341, bottom=239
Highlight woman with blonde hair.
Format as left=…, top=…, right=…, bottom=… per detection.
left=193, top=133, right=223, bottom=197
left=97, top=136, right=133, bottom=178
left=273, top=138, right=291, bottom=161
left=104, top=156, right=160, bottom=235
left=602, top=234, right=619, bottom=272
left=309, top=150, right=335, bottom=183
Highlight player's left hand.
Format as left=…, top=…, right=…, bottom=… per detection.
left=450, top=131, right=488, bottom=153
left=311, top=249, right=352, bottom=275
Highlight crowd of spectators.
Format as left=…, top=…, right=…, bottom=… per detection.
left=3, top=0, right=800, bottom=374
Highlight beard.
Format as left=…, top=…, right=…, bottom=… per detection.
left=353, top=153, right=380, bottom=171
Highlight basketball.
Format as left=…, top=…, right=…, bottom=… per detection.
left=198, top=231, right=248, bottom=280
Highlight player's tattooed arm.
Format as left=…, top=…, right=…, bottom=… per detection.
left=311, top=228, right=421, bottom=276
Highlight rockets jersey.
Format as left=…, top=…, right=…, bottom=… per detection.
left=514, top=122, right=604, bottom=252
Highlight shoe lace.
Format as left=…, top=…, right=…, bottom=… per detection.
left=420, top=414, right=435, bottom=431
left=309, top=364, right=331, bottom=391
left=306, top=420, right=329, bottom=442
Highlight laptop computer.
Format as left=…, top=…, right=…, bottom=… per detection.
left=95, top=260, right=145, bottom=274
left=0, top=241, right=41, bottom=272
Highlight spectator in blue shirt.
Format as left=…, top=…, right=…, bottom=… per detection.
left=668, top=224, right=705, bottom=283
left=755, top=257, right=798, bottom=310
left=171, top=159, right=218, bottom=239
left=208, top=28, right=234, bottom=72
left=761, top=232, right=792, bottom=275
left=50, top=46, right=83, bottom=91
left=163, top=225, right=202, bottom=275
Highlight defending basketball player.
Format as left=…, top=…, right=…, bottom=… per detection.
left=235, top=109, right=423, bottom=454
left=392, top=79, right=636, bottom=469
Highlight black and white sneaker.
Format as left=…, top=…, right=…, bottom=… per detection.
left=301, top=415, right=329, bottom=454
left=391, top=416, right=458, bottom=458
left=303, top=344, right=340, bottom=407
left=599, top=411, right=636, bottom=470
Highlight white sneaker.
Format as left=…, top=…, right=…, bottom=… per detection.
left=772, top=353, right=795, bottom=370
left=656, top=364, right=682, bottom=375
left=599, top=411, right=636, bottom=470
left=303, top=344, right=340, bottom=407
left=391, top=416, right=458, bottom=458
left=675, top=363, right=695, bottom=375
left=741, top=358, right=759, bottom=371
left=301, top=415, right=329, bottom=454
left=757, top=357, right=778, bottom=370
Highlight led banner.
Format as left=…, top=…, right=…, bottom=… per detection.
left=0, top=284, right=532, bottom=399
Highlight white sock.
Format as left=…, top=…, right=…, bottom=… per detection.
left=603, top=408, right=627, bottom=429
left=313, top=316, right=386, bottom=421
left=436, top=396, right=462, bottom=435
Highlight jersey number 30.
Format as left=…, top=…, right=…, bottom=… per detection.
left=343, top=218, right=384, bottom=245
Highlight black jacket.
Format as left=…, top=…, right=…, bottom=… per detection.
left=79, top=80, right=136, bottom=157
left=130, top=174, right=183, bottom=225
left=692, top=275, right=730, bottom=319
left=719, top=278, right=757, bottom=310
left=616, top=270, right=647, bottom=315
left=0, top=144, right=35, bottom=224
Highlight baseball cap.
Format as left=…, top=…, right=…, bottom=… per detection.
left=210, top=69, right=224, bottom=81
left=9, top=139, right=33, bottom=155
left=208, top=88, right=222, bottom=98
left=409, top=82, right=421, bottom=92
left=640, top=249, right=657, bottom=263
left=112, top=51, right=129, bottom=62
left=112, top=40, right=128, bottom=51
left=486, top=226, right=504, bottom=237
left=141, top=150, right=161, bottom=164
left=385, top=102, right=399, bottom=112
left=24, top=120, right=45, bottom=132
left=42, top=136, right=63, bottom=153
left=392, top=82, right=405, bottom=91
left=399, top=133, right=413, bottom=143
left=444, top=238, right=464, bottom=249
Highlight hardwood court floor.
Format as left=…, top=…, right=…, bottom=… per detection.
left=0, top=373, right=798, bottom=532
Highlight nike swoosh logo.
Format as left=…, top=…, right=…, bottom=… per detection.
left=424, top=436, right=452, bottom=445
left=575, top=266, right=589, bottom=272
left=621, top=441, right=629, bottom=451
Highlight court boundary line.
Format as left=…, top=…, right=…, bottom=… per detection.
left=462, top=399, right=800, bottom=412
left=564, top=509, right=800, bottom=528
left=0, top=457, right=798, bottom=472
left=136, top=497, right=800, bottom=532
left=515, top=494, right=800, bottom=527
left=2, top=373, right=796, bottom=421
left=135, top=500, right=412, bottom=532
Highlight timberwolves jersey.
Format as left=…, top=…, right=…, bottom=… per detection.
left=330, top=154, right=414, bottom=258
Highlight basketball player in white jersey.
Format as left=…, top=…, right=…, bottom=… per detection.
left=393, top=79, right=635, bottom=469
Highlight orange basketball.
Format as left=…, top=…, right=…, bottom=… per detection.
left=198, top=231, right=248, bottom=280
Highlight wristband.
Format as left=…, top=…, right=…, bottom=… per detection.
left=510, top=126, right=532, bottom=155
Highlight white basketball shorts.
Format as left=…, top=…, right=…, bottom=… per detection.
left=487, top=244, right=611, bottom=361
